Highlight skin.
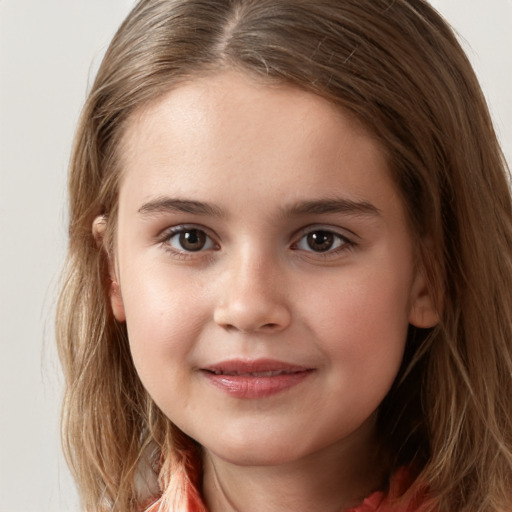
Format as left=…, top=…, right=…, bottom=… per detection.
left=103, top=71, right=437, bottom=512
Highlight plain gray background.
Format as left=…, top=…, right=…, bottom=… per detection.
left=0, top=1, right=511, bottom=511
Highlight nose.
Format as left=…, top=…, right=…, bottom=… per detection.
left=213, top=252, right=292, bottom=334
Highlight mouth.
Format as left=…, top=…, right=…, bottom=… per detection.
left=202, top=358, right=311, bottom=375
left=200, top=359, right=313, bottom=399
left=207, top=369, right=300, bottom=377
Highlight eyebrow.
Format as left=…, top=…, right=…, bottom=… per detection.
left=281, top=198, right=382, bottom=218
left=137, top=196, right=381, bottom=218
left=138, top=197, right=224, bottom=217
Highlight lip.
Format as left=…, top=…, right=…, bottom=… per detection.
left=200, top=359, right=313, bottom=399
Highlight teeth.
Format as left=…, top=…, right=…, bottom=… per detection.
left=252, top=371, right=285, bottom=377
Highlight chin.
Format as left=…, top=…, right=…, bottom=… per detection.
left=199, top=430, right=315, bottom=468
left=209, top=445, right=300, bottom=467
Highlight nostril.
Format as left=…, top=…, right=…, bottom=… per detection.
left=241, top=322, right=281, bottom=333
left=223, top=322, right=280, bottom=333
left=213, top=296, right=292, bottom=333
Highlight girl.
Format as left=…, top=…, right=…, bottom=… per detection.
left=56, top=1, right=512, bottom=511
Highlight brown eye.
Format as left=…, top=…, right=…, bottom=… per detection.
left=180, top=230, right=206, bottom=251
left=306, top=231, right=335, bottom=252
left=167, top=228, right=215, bottom=252
left=295, top=229, right=350, bottom=254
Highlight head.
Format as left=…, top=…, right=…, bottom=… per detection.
left=57, top=1, right=512, bottom=511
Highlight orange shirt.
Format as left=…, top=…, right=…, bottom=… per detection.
left=345, top=467, right=430, bottom=512
left=144, top=467, right=430, bottom=512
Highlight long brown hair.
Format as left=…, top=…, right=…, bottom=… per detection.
left=57, top=1, right=512, bottom=510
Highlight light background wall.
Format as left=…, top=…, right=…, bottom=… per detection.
left=0, top=1, right=510, bottom=511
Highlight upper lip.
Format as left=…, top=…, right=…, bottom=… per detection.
left=201, top=358, right=312, bottom=376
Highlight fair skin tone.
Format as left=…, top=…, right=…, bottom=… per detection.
left=100, top=71, right=437, bottom=512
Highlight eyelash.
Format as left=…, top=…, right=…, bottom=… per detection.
left=158, top=225, right=356, bottom=260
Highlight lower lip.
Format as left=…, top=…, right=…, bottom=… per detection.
left=202, top=370, right=312, bottom=399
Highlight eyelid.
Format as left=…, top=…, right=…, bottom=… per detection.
left=291, top=224, right=358, bottom=243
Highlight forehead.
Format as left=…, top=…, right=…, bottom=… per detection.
left=121, top=71, right=381, bottom=156
left=117, top=70, right=395, bottom=213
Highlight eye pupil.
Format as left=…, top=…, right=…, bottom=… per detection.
left=179, top=230, right=206, bottom=251
left=307, top=231, right=334, bottom=252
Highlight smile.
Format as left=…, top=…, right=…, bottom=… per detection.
left=209, top=369, right=298, bottom=377
left=201, top=359, right=313, bottom=399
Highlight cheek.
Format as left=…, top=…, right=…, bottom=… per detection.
left=119, top=275, right=210, bottom=419
left=303, top=265, right=411, bottom=370
left=119, top=265, right=208, bottom=375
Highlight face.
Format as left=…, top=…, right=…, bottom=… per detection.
left=108, top=71, right=437, bottom=467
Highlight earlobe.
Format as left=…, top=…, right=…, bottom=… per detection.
left=408, top=269, right=439, bottom=329
left=109, top=279, right=126, bottom=322
left=92, top=215, right=126, bottom=322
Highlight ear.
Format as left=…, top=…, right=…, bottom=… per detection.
left=109, top=280, right=126, bottom=322
left=408, top=264, right=439, bottom=329
left=92, top=215, right=126, bottom=322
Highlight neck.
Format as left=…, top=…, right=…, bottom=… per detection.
left=201, top=422, right=388, bottom=512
